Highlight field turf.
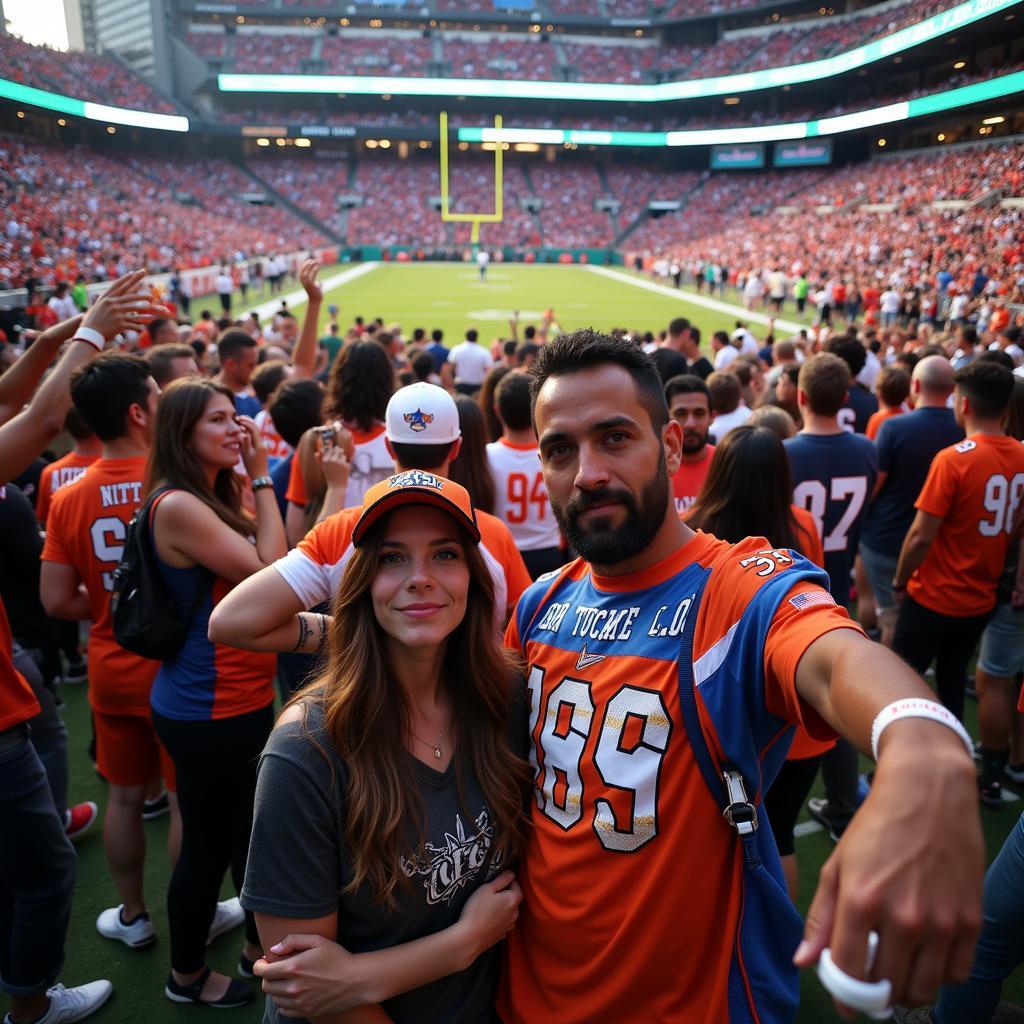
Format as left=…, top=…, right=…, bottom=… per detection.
left=4, top=263, right=1022, bottom=1023
left=195, top=261, right=807, bottom=349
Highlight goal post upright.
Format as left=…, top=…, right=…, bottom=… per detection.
left=439, top=111, right=504, bottom=247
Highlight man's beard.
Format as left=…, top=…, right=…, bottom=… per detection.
left=553, top=454, right=671, bottom=567
left=681, top=430, right=708, bottom=456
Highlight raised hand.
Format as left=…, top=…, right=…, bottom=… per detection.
left=82, top=270, right=167, bottom=340
left=300, top=259, right=323, bottom=304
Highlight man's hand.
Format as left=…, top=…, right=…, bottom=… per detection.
left=300, top=259, right=323, bottom=304
left=82, top=270, right=166, bottom=340
left=255, top=934, right=364, bottom=1019
left=794, top=726, right=982, bottom=1015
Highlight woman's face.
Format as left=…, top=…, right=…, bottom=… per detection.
left=189, top=393, right=242, bottom=470
left=370, top=506, right=471, bottom=653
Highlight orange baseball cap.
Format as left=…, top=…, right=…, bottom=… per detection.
left=352, top=470, right=481, bottom=547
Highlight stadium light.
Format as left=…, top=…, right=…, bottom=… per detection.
left=218, top=0, right=1024, bottom=105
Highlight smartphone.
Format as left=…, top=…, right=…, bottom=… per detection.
left=315, top=425, right=336, bottom=450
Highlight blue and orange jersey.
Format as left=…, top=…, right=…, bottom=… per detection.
left=150, top=561, right=276, bottom=722
left=499, top=529, right=859, bottom=1024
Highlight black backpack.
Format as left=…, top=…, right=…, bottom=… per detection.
left=111, top=486, right=213, bottom=661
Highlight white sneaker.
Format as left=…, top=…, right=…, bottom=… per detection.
left=206, top=897, right=244, bottom=945
left=2, top=981, right=114, bottom=1023
left=96, top=905, right=155, bottom=948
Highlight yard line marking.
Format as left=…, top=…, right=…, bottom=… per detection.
left=239, top=262, right=380, bottom=321
left=584, top=265, right=806, bottom=336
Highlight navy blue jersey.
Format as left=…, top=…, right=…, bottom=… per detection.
left=838, top=383, right=878, bottom=434
left=784, top=431, right=878, bottom=598
left=860, top=406, right=964, bottom=556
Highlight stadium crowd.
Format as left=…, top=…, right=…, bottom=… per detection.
left=3, top=232, right=1024, bottom=1024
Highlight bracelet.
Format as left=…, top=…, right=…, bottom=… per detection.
left=870, top=698, right=974, bottom=763
left=251, top=475, right=274, bottom=491
left=71, top=326, right=105, bottom=351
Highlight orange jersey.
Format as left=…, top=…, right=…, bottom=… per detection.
left=36, top=450, right=98, bottom=527
left=41, top=457, right=158, bottom=716
left=500, top=532, right=859, bottom=1022
left=672, top=444, right=715, bottom=512
left=909, top=435, right=1024, bottom=616
left=866, top=407, right=902, bottom=441
left=0, top=598, right=39, bottom=731
left=273, top=503, right=531, bottom=621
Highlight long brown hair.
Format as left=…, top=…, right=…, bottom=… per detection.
left=293, top=514, right=530, bottom=908
left=448, top=395, right=496, bottom=514
left=144, top=377, right=253, bottom=536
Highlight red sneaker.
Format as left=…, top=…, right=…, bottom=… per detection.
left=64, top=801, right=99, bottom=842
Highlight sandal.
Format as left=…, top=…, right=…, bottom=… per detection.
left=165, top=967, right=254, bottom=1008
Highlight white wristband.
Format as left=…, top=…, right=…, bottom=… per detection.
left=72, top=327, right=105, bottom=351
left=870, top=698, right=974, bottom=763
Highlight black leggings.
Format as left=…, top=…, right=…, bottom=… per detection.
left=764, top=755, right=822, bottom=857
left=152, top=704, right=273, bottom=973
left=893, top=595, right=991, bottom=722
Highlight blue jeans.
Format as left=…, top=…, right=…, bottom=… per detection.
left=0, top=725, right=77, bottom=997
left=935, top=812, right=1024, bottom=1023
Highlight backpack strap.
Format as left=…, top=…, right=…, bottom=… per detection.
left=677, top=565, right=762, bottom=868
left=143, top=486, right=216, bottom=624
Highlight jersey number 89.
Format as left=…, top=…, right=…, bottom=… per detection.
left=526, top=665, right=671, bottom=853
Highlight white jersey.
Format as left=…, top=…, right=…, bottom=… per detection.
left=449, top=341, right=493, bottom=386
left=486, top=439, right=560, bottom=551
left=345, top=426, right=396, bottom=508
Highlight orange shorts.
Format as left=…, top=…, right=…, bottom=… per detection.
left=94, top=711, right=176, bottom=791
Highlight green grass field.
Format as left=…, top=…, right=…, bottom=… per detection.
left=4, top=262, right=1022, bottom=1023
left=204, top=261, right=800, bottom=349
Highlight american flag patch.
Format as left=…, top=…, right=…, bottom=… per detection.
left=789, top=591, right=835, bottom=611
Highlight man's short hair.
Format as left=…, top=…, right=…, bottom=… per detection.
left=799, top=353, right=851, bottom=417
left=502, top=339, right=518, bottom=358
left=413, top=327, right=425, bottom=343
left=668, top=317, right=691, bottom=338
left=712, top=330, right=730, bottom=348
left=147, top=317, right=172, bottom=344
left=267, top=378, right=325, bottom=449
left=389, top=440, right=458, bottom=472
left=958, top=324, right=978, bottom=348
left=466, top=329, right=478, bottom=343
left=877, top=365, right=911, bottom=408
left=706, top=372, right=742, bottom=415
left=251, top=359, right=289, bottom=405
left=431, top=328, right=443, bottom=343
left=64, top=405, right=94, bottom=441
left=775, top=340, right=796, bottom=362
left=977, top=349, right=1015, bottom=372
left=217, top=329, right=257, bottom=364
left=727, top=360, right=753, bottom=388
left=516, top=342, right=540, bottom=366
left=146, top=344, right=196, bottom=388
left=70, top=352, right=151, bottom=442
left=528, top=328, right=668, bottom=434
left=664, top=374, right=710, bottom=406
left=955, top=359, right=1015, bottom=419
left=825, top=335, right=867, bottom=378
left=411, top=351, right=435, bottom=381
left=495, top=371, right=532, bottom=432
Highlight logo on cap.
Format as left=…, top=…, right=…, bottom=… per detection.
left=388, top=470, right=445, bottom=491
left=403, top=409, right=434, bottom=433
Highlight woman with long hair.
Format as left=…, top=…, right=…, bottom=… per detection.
left=145, top=378, right=287, bottom=1008
left=448, top=395, right=496, bottom=514
left=478, top=365, right=511, bottom=443
left=241, top=473, right=529, bottom=1022
left=285, top=340, right=396, bottom=544
left=685, top=425, right=828, bottom=901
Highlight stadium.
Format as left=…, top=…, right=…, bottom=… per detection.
left=0, top=0, right=1023, bottom=1020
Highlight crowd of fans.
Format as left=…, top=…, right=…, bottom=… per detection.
left=0, top=34, right=178, bottom=112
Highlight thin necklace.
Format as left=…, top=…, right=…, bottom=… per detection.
left=411, top=724, right=447, bottom=760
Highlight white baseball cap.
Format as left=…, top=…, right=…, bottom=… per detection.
left=385, top=382, right=461, bottom=446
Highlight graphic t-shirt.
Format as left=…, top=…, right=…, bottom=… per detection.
left=36, top=450, right=98, bottom=527
left=499, top=531, right=860, bottom=1023
left=274, top=504, right=530, bottom=623
left=486, top=439, right=559, bottom=551
left=910, top=434, right=1024, bottom=616
left=41, top=457, right=159, bottom=716
left=672, top=445, right=715, bottom=512
left=785, top=431, right=878, bottom=597
left=242, top=701, right=527, bottom=1024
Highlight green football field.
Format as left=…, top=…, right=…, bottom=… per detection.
left=195, top=261, right=809, bottom=348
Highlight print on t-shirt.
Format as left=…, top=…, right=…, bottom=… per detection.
left=402, top=808, right=500, bottom=906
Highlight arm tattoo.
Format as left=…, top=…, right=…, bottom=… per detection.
left=293, top=614, right=313, bottom=653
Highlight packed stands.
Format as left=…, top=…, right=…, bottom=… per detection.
left=0, top=136, right=326, bottom=289
left=320, top=34, right=434, bottom=77
left=233, top=31, right=314, bottom=74
left=441, top=34, right=555, bottom=79
left=0, top=33, right=178, bottom=112
left=530, top=162, right=616, bottom=248
left=447, top=160, right=539, bottom=245
left=247, top=156, right=351, bottom=236
left=560, top=40, right=644, bottom=83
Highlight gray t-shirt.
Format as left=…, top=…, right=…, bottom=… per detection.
left=242, top=702, right=521, bottom=1024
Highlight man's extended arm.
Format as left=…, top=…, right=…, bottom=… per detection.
left=291, top=259, right=323, bottom=379
left=0, top=315, right=82, bottom=423
left=792, top=628, right=982, bottom=1012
